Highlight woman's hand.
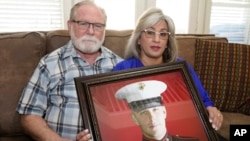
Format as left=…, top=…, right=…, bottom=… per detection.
left=207, top=106, right=223, bottom=130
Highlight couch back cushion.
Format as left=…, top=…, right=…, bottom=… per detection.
left=0, top=32, right=46, bottom=136
left=46, top=30, right=70, bottom=53
left=103, top=29, right=132, bottom=58
left=194, top=39, right=250, bottom=115
left=176, top=36, right=228, bottom=67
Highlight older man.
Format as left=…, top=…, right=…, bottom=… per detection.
left=16, top=1, right=122, bottom=141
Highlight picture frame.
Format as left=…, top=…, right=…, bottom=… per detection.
left=75, top=61, right=219, bottom=141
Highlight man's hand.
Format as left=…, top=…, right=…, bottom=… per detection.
left=206, top=106, right=223, bottom=130
left=20, top=114, right=74, bottom=141
left=76, top=129, right=92, bottom=141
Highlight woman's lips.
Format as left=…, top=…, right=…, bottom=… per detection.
left=151, top=46, right=161, bottom=51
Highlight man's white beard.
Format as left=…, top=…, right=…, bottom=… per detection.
left=71, top=33, right=104, bottom=54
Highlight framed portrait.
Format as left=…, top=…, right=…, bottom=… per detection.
left=74, top=61, right=219, bottom=141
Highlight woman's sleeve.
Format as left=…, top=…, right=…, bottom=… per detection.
left=187, top=64, right=215, bottom=107
left=112, top=63, right=124, bottom=71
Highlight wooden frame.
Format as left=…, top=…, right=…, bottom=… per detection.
left=75, top=61, right=219, bottom=141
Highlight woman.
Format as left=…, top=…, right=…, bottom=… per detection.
left=113, top=7, right=223, bottom=131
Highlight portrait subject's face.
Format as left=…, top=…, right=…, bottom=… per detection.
left=132, top=106, right=167, bottom=139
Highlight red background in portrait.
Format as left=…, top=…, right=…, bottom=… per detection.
left=90, top=71, right=208, bottom=141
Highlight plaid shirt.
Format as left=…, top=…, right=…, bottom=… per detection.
left=16, top=41, right=123, bottom=140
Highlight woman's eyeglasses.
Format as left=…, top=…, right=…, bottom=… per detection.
left=143, top=29, right=171, bottom=40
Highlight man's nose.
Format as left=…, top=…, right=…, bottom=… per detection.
left=86, top=24, right=95, bottom=34
left=148, top=111, right=156, bottom=120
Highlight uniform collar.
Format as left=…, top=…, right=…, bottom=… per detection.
left=142, top=133, right=171, bottom=141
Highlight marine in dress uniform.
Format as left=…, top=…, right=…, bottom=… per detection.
left=115, top=80, right=199, bottom=141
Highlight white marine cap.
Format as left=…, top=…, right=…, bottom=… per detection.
left=115, top=80, right=167, bottom=112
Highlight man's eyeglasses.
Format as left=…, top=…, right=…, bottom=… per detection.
left=143, top=29, right=171, bottom=40
left=71, top=20, right=105, bottom=31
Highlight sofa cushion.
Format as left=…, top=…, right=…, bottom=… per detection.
left=46, top=30, right=70, bottom=54
left=0, top=32, right=46, bottom=137
left=176, top=36, right=228, bottom=68
left=103, top=29, right=132, bottom=58
left=194, top=39, right=250, bottom=115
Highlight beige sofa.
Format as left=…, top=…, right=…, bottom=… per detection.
left=0, top=29, right=249, bottom=141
